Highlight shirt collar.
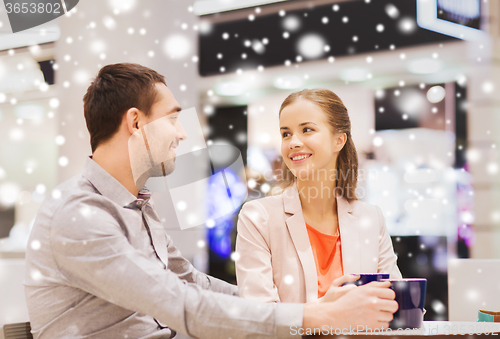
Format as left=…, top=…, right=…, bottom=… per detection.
left=82, top=157, right=150, bottom=208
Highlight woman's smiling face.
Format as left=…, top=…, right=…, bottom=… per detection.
left=280, top=98, right=344, bottom=180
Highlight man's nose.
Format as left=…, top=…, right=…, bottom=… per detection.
left=176, top=121, right=187, bottom=141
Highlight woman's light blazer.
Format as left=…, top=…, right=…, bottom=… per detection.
left=235, top=184, right=402, bottom=303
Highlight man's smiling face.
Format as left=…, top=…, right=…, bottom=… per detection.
left=141, top=83, right=186, bottom=177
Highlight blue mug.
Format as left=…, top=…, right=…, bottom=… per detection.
left=342, top=273, right=390, bottom=286
left=382, top=278, right=427, bottom=329
left=478, top=310, right=500, bottom=322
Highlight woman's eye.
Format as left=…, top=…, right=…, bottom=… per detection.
left=282, top=132, right=291, bottom=138
left=303, top=127, right=313, bottom=133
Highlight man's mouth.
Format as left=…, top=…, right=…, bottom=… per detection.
left=170, top=142, right=178, bottom=156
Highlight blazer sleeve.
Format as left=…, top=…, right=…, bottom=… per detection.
left=236, top=201, right=281, bottom=303
left=375, top=205, right=402, bottom=279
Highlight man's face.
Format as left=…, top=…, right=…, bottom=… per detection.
left=141, top=83, right=186, bottom=177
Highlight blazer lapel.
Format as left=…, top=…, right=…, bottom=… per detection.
left=283, top=185, right=318, bottom=302
left=337, top=195, right=361, bottom=274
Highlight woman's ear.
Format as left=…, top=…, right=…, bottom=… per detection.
left=334, top=133, right=347, bottom=152
left=124, top=107, right=141, bottom=135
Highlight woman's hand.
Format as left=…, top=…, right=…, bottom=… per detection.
left=318, top=274, right=360, bottom=303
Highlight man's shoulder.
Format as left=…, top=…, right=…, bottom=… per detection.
left=45, top=174, right=101, bottom=209
left=35, top=174, right=120, bottom=232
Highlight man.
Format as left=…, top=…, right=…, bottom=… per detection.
left=25, top=63, right=397, bottom=338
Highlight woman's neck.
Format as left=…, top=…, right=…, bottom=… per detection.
left=297, top=176, right=337, bottom=219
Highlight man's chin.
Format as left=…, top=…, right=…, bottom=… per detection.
left=133, top=161, right=174, bottom=189
left=149, top=161, right=175, bottom=177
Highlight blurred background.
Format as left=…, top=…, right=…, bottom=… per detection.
left=0, top=0, right=499, bottom=328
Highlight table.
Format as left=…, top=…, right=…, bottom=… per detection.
left=2, top=321, right=499, bottom=338
left=306, top=321, right=500, bottom=337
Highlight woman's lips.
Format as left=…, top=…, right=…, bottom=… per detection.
left=290, top=154, right=312, bottom=163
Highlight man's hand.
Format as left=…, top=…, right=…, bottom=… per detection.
left=318, top=274, right=360, bottom=303
left=303, top=281, right=398, bottom=332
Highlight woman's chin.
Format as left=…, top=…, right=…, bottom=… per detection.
left=293, top=168, right=314, bottom=181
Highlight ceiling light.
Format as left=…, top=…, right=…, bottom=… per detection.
left=215, top=81, right=246, bottom=96
left=273, top=76, right=304, bottom=90
left=296, top=33, right=326, bottom=59
left=193, top=0, right=288, bottom=15
left=395, top=89, right=426, bottom=116
left=163, top=34, right=191, bottom=59
left=282, top=15, right=301, bottom=32
left=108, top=0, right=136, bottom=12
left=0, top=24, right=60, bottom=51
left=385, top=4, right=400, bottom=19
left=252, top=39, right=265, bottom=54
left=0, top=182, right=21, bottom=208
left=398, top=17, right=417, bottom=34
left=15, top=104, right=45, bottom=120
left=408, top=58, right=442, bottom=74
left=339, top=68, right=370, bottom=82
left=426, top=85, right=446, bottom=103
left=0, top=55, right=44, bottom=93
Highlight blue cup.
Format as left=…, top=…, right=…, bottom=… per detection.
left=382, top=278, right=427, bottom=329
left=342, top=273, right=390, bottom=286
left=478, top=310, right=500, bottom=322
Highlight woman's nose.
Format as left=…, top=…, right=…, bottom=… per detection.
left=289, top=134, right=302, bottom=148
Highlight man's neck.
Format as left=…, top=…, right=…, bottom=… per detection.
left=92, top=142, right=140, bottom=197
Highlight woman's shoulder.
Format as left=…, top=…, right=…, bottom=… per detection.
left=240, top=193, right=285, bottom=214
left=347, top=198, right=381, bottom=217
left=237, top=195, right=286, bottom=236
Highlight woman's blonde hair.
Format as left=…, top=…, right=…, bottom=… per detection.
left=274, top=88, right=359, bottom=201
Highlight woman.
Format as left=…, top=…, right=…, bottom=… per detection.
left=235, top=89, right=401, bottom=303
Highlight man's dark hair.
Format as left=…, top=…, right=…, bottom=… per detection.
left=83, top=63, right=166, bottom=152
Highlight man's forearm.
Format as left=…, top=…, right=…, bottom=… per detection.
left=206, top=274, right=239, bottom=296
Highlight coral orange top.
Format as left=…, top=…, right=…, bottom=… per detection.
left=306, top=223, right=344, bottom=298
